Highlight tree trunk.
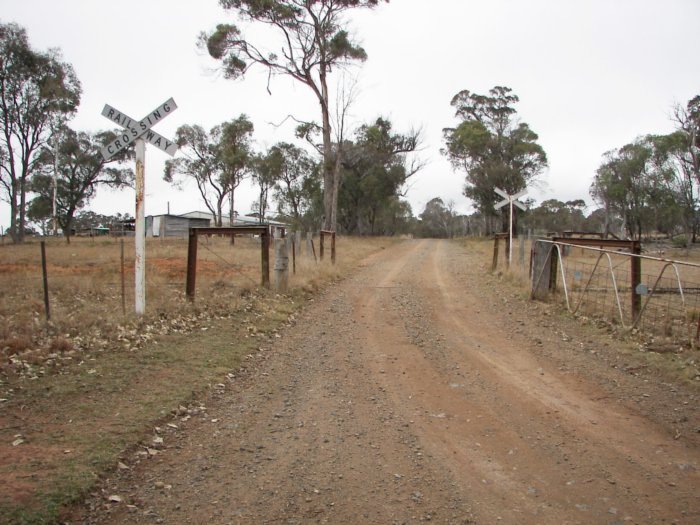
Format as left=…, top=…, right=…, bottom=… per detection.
left=229, top=189, right=235, bottom=227
left=9, top=183, right=19, bottom=243
left=216, top=200, right=223, bottom=227
left=18, top=177, right=27, bottom=243
left=319, top=65, right=335, bottom=232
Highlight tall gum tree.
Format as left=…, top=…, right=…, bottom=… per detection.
left=0, top=23, right=81, bottom=242
left=165, top=121, right=253, bottom=227
left=442, top=86, right=547, bottom=233
left=201, top=0, right=387, bottom=232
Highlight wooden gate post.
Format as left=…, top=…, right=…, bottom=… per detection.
left=331, top=231, right=336, bottom=265
left=186, top=228, right=198, bottom=301
left=40, top=241, right=50, bottom=321
left=549, top=243, right=559, bottom=292
left=261, top=228, right=270, bottom=288
left=631, top=241, right=642, bottom=320
left=492, top=236, right=499, bottom=272
left=320, top=232, right=325, bottom=261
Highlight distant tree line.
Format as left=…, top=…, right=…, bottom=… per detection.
left=3, top=10, right=698, bottom=244
left=0, top=22, right=132, bottom=244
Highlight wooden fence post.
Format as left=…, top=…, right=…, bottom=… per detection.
left=40, top=241, right=50, bottom=321
left=631, top=241, right=642, bottom=320
left=186, top=229, right=198, bottom=301
left=492, top=236, right=499, bottom=272
left=331, top=232, right=336, bottom=265
left=261, top=229, right=270, bottom=288
left=274, top=238, right=289, bottom=292
left=549, top=243, right=559, bottom=292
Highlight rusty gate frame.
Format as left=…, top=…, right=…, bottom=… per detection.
left=186, top=226, right=271, bottom=301
left=531, top=238, right=700, bottom=342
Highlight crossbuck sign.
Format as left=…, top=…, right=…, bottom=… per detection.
left=100, top=97, right=178, bottom=160
left=100, top=97, right=178, bottom=315
left=494, top=187, right=527, bottom=266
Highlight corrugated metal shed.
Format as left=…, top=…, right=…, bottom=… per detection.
left=145, top=215, right=210, bottom=237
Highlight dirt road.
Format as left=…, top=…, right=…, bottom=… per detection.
left=80, top=239, right=700, bottom=524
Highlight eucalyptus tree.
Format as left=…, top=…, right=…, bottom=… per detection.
left=267, top=142, right=316, bottom=227
left=645, top=132, right=699, bottom=242
left=590, top=139, right=672, bottom=241
left=0, top=22, right=81, bottom=242
left=201, top=0, right=387, bottom=232
left=165, top=117, right=254, bottom=226
left=216, top=115, right=255, bottom=225
left=339, top=117, right=421, bottom=235
left=250, top=147, right=283, bottom=222
left=28, top=128, right=133, bottom=242
left=418, top=197, right=459, bottom=238
left=442, top=86, right=547, bottom=233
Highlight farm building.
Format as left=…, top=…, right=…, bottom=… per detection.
left=145, top=214, right=210, bottom=237
left=179, top=211, right=289, bottom=230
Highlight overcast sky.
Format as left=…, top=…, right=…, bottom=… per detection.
left=1, top=0, right=699, bottom=230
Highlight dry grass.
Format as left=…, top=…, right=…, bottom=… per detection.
left=0, top=235, right=388, bottom=377
left=0, top=234, right=397, bottom=524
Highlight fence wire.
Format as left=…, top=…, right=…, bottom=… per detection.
left=528, top=239, right=700, bottom=346
left=492, top=236, right=700, bottom=347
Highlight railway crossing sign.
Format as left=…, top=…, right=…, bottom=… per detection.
left=100, top=97, right=178, bottom=160
left=100, top=97, right=178, bottom=315
left=494, top=187, right=527, bottom=266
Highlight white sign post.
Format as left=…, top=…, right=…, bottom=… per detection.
left=100, top=98, right=178, bottom=315
left=494, top=187, right=527, bottom=266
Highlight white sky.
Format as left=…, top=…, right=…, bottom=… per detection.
left=1, top=0, right=699, bottom=230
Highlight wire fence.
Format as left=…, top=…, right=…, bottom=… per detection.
left=517, top=237, right=700, bottom=347
left=0, top=234, right=324, bottom=342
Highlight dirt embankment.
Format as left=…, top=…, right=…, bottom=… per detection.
left=78, top=239, right=699, bottom=525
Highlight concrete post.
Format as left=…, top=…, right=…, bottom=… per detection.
left=274, top=238, right=289, bottom=292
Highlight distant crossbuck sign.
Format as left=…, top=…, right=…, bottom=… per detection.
left=494, top=187, right=527, bottom=266
left=494, top=187, right=527, bottom=212
left=100, top=97, right=178, bottom=160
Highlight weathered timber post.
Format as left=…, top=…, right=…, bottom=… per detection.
left=274, top=238, right=289, bottom=292
left=492, top=234, right=509, bottom=272
left=631, top=241, right=642, bottom=321
left=186, top=228, right=198, bottom=300
left=549, top=242, right=559, bottom=293
left=492, top=236, right=499, bottom=272
left=291, top=235, right=296, bottom=275
left=319, top=230, right=335, bottom=264
left=530, top=240, right=553, bottom=300
left=261, top=229, right=270, bottom=288
left=319, top=232, right=325, bottom=261
left=331, top=231, right=336, bottom=265
left=40, top=241, right=50, bottom=321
